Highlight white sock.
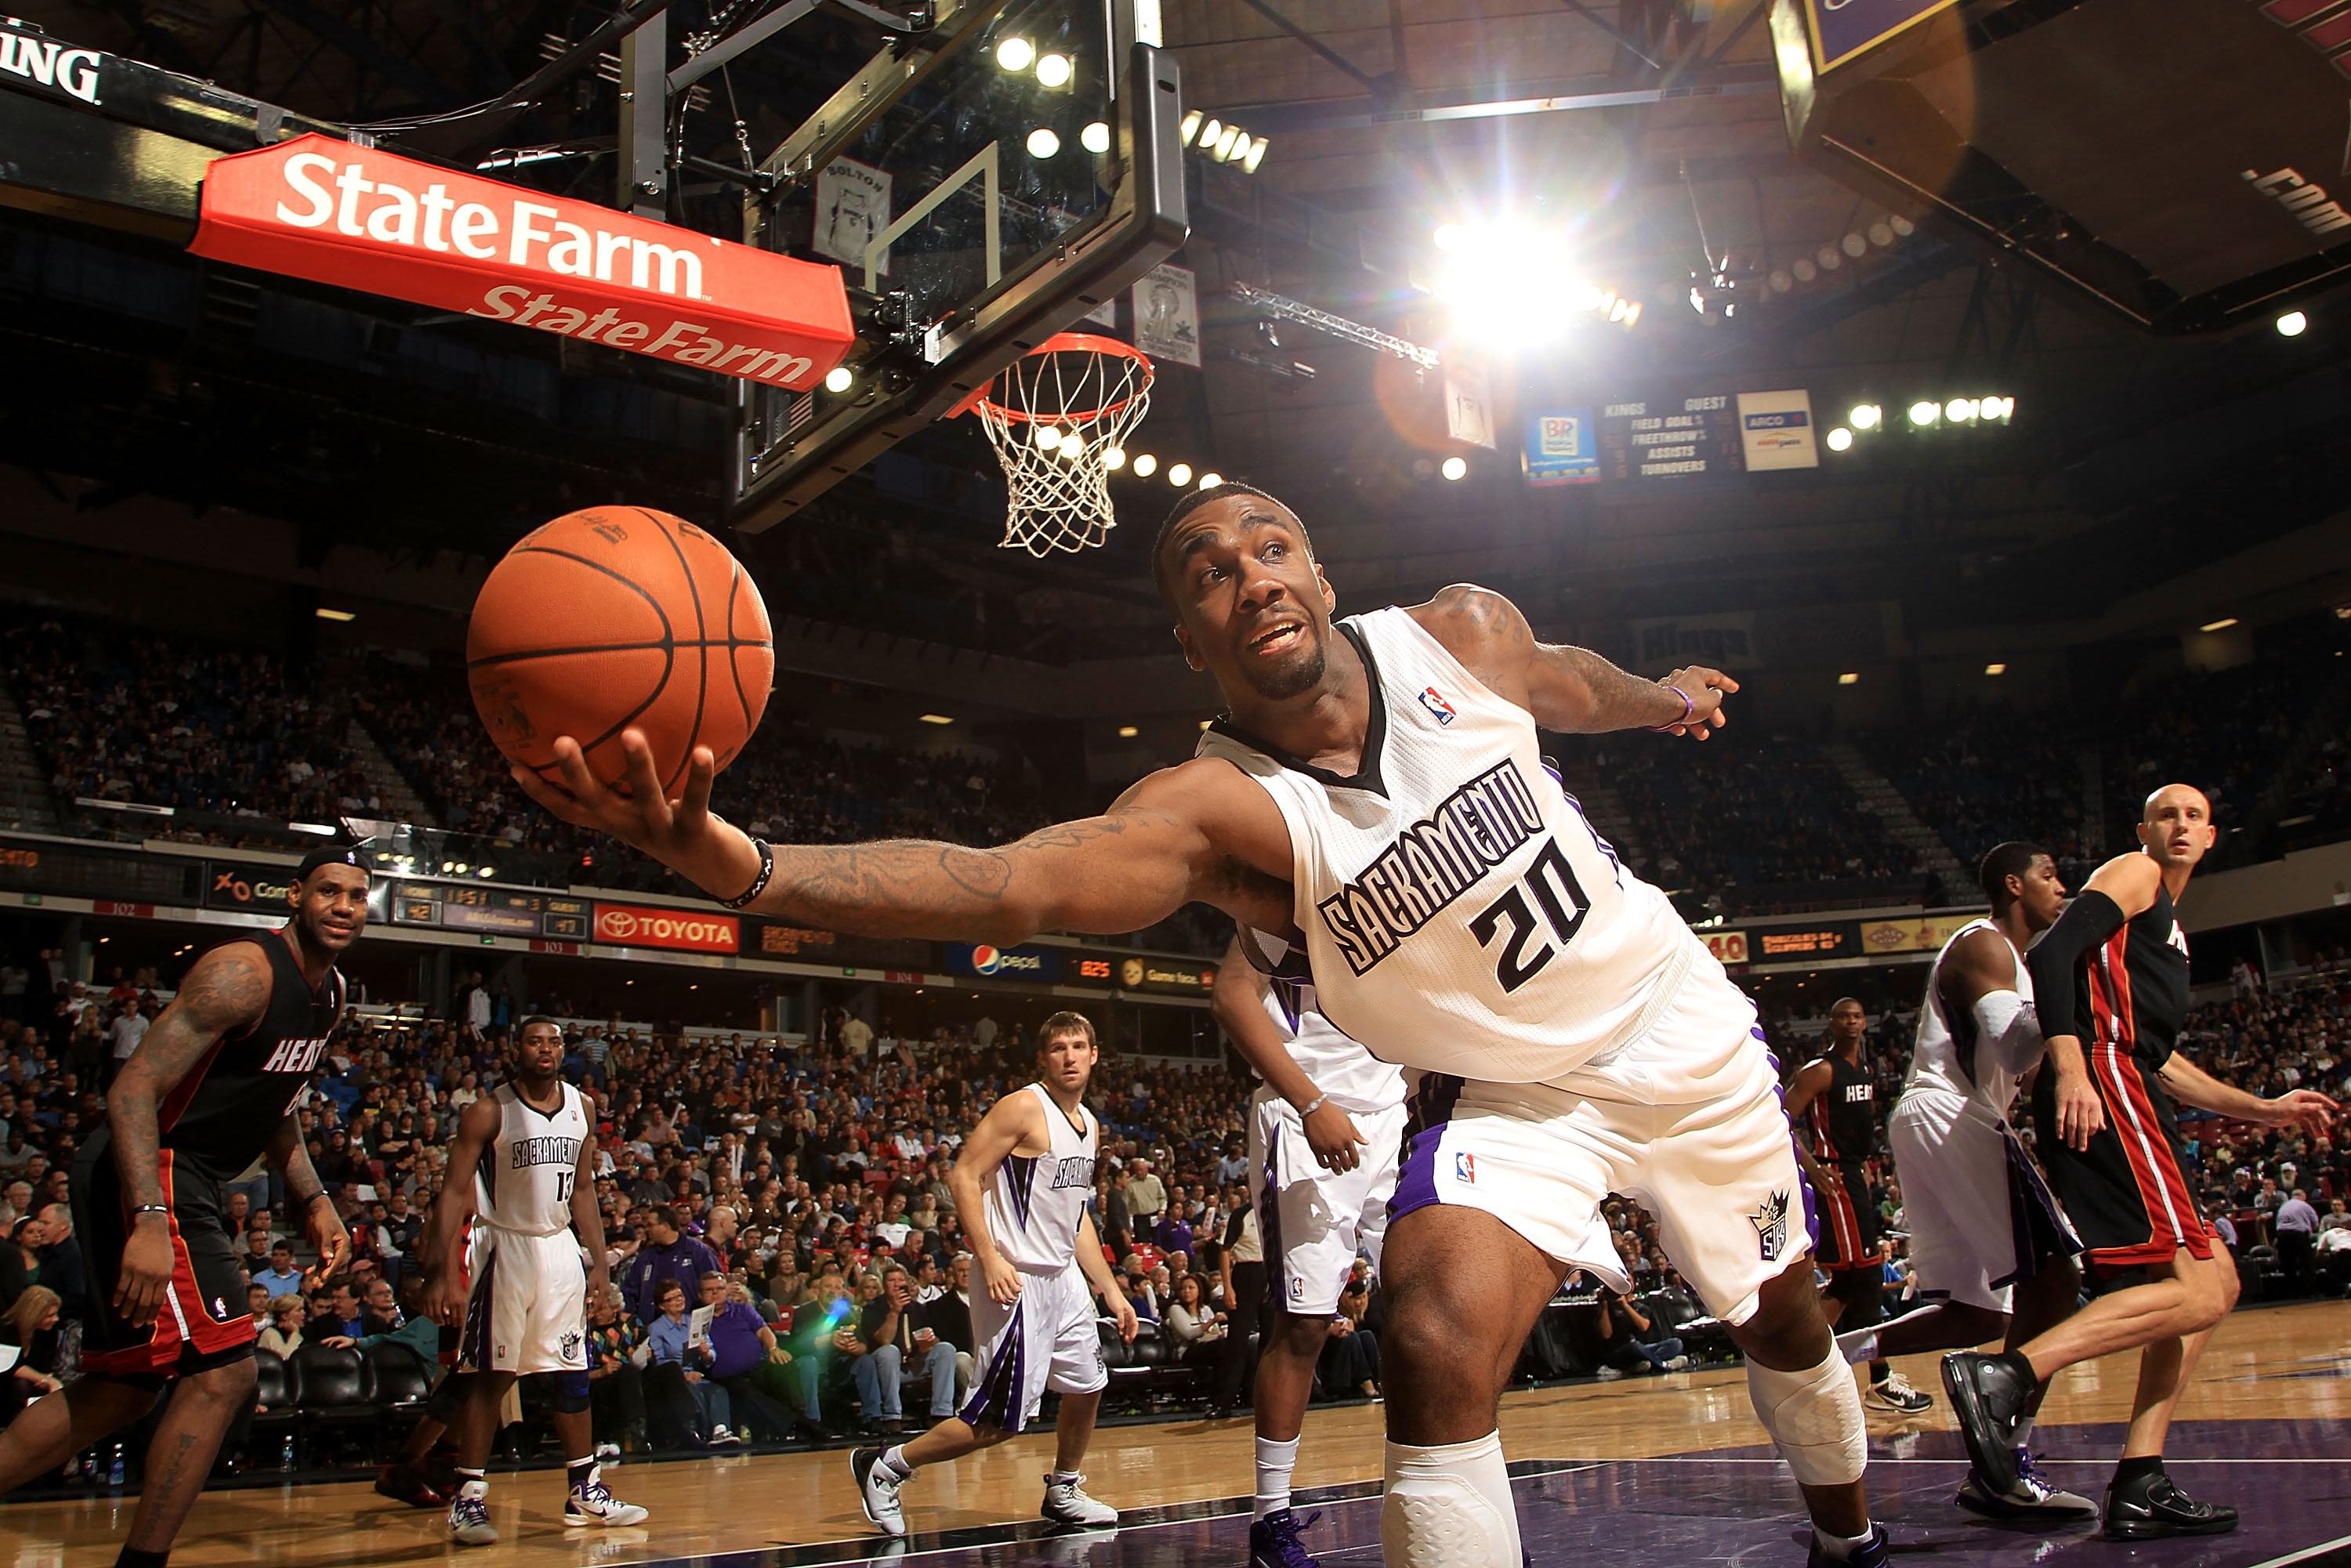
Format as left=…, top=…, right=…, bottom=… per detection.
left=1382, top=1432, right=1520, bottom=1568
left=880, top=1445, right=914, bottom=1479
left=1833, top=1326, right=1879, bottom=1367
left=1812, top=1524, right=1878, bottom=1560
left=1255, top=1435, right=1301, bottom=1519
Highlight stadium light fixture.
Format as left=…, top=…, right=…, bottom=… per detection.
left=1908, top=400, right=1940, bottom=427
left=1837, top=672, right=1860, bottom=686
left=1198, top=471, right=1223, bottom=488
left=2278, top=310, right=2309, bottom=337
left=2200, top=617, right=2240, bottom=632
left=824, top=365, right=853, bottom=393
left=1034, top=52, right=1072, bottom=88
left=1101, top=446, right=1126, bottom=470
left=1242, top=138, right=1270, bottom=173
left=1131, top=453, right=1158, bottom=477
left=1849, top=404, right=1881, bottom=430
left=919, top=714, right=954, bottom=725
left=1179, top=110, right=1203, bottom=146
left=315, top=607, right=355, bottom=621
left=1034, top=425, right=1062, bottom=451
left=996, top=36, right=1034, bottom=71
left=1081, top=121, right=1111, bottom=154
left=1026, top=127, right=1060, bottom=159
left=1984, top=663, right=2007, bottom=675
left=1433, top=223, right=1465, bottom=252
left=1440, top=455, right=1469, bottom=480
left=1825, top=427, right=1853, bottom=452
left=1945, top=397, right=1978, bottom=422
left=1168, top=462, right=1194, bottom=486
left=1118, top=726, right=1139, bottom=738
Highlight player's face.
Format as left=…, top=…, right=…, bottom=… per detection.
left=294, top=864, right=369, bottom=951
left=1038, top=1029, right=1097, bottom=1096
left=2016, top=854, right=2067, bottom=931
left=516, top=1023, right=564, bottom=1079
left=2139, top=784, right=2216, bottom=870
left=1828, top=1000, right=1867, bottom=1044
left=1165, top=497, right=1338, bottom=704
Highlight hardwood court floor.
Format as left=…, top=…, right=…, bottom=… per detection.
left=3, top=1302, right=2346, bottom=1566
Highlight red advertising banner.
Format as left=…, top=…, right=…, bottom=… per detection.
left=592, top=902, right=739, bottom=954
left=188, top=135, right=853, bottom=390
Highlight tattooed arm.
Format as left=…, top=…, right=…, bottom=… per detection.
left=108, top=941, right=272, bottom=1327
left=1408, top=584, right=1737, bottom=738
left=513, top=734, right=1296, bottom=940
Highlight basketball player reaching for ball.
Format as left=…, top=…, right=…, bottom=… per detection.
left=1942, top=787, right=2338, bottom=1539
left=1838, top=842, right=2091, bottom=1519
left=425, top=1017, right=647, bottom=1545
left=1212, top=925, right=1406, bottom=1568
left=0, top=848, right=361, bottom=1568
left=851, top=1013, right=1136, bottom=1537
left=1782, top=1001, right=1933, bottom=1417
left=518, top=483, right=1881, bottom=1568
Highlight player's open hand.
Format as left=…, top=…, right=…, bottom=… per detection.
left=510, top=730, right=752, bottom=897
left=981, top=1253, right=1024, bottom=1305
left=2263, top=1088, right=2339, bottom=1136
left=1302, top=1102, right=1367, bottom=1173
left=1656, top=667, right=1738, bottom=741
left=2053, top=1066, right=2106, bottom=1150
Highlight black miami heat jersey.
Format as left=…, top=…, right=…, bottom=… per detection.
left=1806, top=1051, right=1877, bottom=1164
left=155, top=930, right=345, bottom=1179
left=2067, top=882, right=2193, bottom=1072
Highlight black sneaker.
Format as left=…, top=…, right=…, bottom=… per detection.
left=1804, top=1523, right=1889, bottom=1568
left=1940, top=1352, right=2033, bottom=1497
left=2102, top=1469, right=2238, bottom=1541
left=1248, top=1507, right=1323, bottom=1568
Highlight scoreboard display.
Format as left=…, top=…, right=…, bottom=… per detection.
left=1599, top=393, right=1747, bottom=483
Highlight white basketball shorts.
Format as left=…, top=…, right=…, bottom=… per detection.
left=960, top=1258, right=1106, bottom=1435
left=1388, top=969, right=1810, bottom=1325
left=1248, top=1086, right=1405, bottom=1317
left=458, top=1226, right=590, bottom=1375
left=1888, top=1085, right=2079, bottom=1313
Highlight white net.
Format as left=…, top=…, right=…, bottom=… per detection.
left=973, top=337, right=1154, bottom=556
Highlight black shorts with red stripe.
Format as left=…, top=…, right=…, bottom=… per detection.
left=71, top=1131, right=258, bottom=1384
left=2030, top=1037, right=2213, bottom=1280
left=1812, top=1160, right=1880, bottom=1272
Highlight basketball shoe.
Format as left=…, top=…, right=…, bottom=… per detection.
left=1862, top=1370, right=1933, bottom=1414
left=2102, top=1467, right=2237, bottom=1540
left=851, top=1446, right=907, bottom=1537
left=1940, top=1350, right=2034, bottom=1496
left=1041, top=1471, right=1118, bottom=1527
left=564, top=1465, right=650, bottom=1526
left=446, top=1480, right=498, bottom=1547
left=1954, top=1450, right=2096, bottom=1519
left=1805, top=1523, right=1889, bottom=1568
left=1248, top=1506, right=1324, bottom=1568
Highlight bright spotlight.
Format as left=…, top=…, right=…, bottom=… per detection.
left=1570, top=282, right=1604, bottom=312
left=1168, top=462, right=1193, bottom=486
left=1837, top=672, right=1860, bottom=686
left=1909, top=400, right=1940, bottom=427
left=1131, top=453, right=1157, bottom=477
left=1034, top=52, right=1072, bottom=87
left=2278, top=310, right=2309, bottom=337
left=1227, top=133, right=1253, bottom=165
left=1621, top=302, right=1640, bottom=327
left=1198, top=471, right=1223, bottom=488
left=1945, top=398, right=1978, bottom=422
left=996, top=36, right=1034, bottom=71
left=1440, top=455, right=1469, bottom=481
left=824, top=364, right=853, bottom=393
left=1025, top=127, right=1060, bottom=159
left=1241, top=137, right=1270, bottom=173
left=1080, top=120, right=1110, bottom=154
left=1197, top=118, right=1222, bottom=152
left=1849, top=404, right=1880, bottom=430
left=1433, top=223, right=1465, bottom=252
left=1984, top=663, right=2007, bottom=675
left=1213, top=123, right=1241, bottom=161
left=1034, top=425, right=1063, bottom=451
left=1825, top=426, right=1853, bottom=452
left=1060, top=433, right=1085, bottom=460
left=1179, top=110, right=1203, bottom=146
left=1102, top=446, right=1126, bottom=470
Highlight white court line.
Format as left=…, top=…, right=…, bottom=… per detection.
left=1628, top=1456, right=2351, bottom=1466
left=2245, top=1534, right=2351, bottom=1568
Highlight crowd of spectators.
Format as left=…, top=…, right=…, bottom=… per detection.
left=1858, top=704, right=2088, bottom=875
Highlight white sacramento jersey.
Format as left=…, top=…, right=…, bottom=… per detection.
left=1197, top=606, right=1704, bottom=1083
left=985, top=1084, right=1099, bottom=1274
left=476, top=1082, right=589, bottom=1237
left=1237, top=925, right=1406, bottom=1114
left=1907, top=918, right=2041, bottom=1117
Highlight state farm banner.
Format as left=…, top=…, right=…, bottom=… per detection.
left=592, top=902, right=739, bottom=954
left=189, top=135, right=853, bottom=390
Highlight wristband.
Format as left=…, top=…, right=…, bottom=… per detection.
left=719, top=837, right=774, bottom=910
left=132, top=1204, right=172, bottom=1219
left=299, top=1190, right=334, bottom=1210
left=1294, top=1095, right=1328, bottom=1118
left=1647, top=686, right=1695, bottom=733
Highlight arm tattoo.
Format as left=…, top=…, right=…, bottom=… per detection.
left=110, top=945, right=271, bottom=1210
left=1545, top=646, right=1684, bottom=733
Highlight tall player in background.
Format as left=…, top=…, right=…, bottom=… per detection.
left=852, top=1014, right=1136, bottom=1538
left=1943, top=787, right=2338, bottom=1538
left=516, top=483, right=1880, bottom=1568
left=1844, top=842, right=2090, bottom=1519
left=1784, top=1001, right=1933, bottom=1416
left=1212, top=925, right=1406, bottom=1568
left=0, top=847, right=361, bottom=1568
left=425, top=1017, right=646, bottom=1546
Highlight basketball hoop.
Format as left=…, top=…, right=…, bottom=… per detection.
left=965, top=333, right=1153, bottom=556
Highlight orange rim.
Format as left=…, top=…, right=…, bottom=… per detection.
left=960, top=332, right=1154, bottom=425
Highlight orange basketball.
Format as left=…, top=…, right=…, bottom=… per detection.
left=467, top=506, right=773, bottom=797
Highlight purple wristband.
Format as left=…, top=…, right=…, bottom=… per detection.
left=1648, top=686, right=1694, bottom=733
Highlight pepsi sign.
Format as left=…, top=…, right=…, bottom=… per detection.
left=944, top=943, right=1062, bottom=981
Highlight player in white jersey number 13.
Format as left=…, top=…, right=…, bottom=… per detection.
left=516, top=480, right=1875, bottom=1566
left=424, top=1018, right=645, bottom=1545
left=851, top=1014, right=1136, bottom=1539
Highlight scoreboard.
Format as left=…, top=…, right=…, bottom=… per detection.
left=1599, top=393, right=1746, bottom=483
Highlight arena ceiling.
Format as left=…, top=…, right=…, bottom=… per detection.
left=6, top=0, right=2351, bottom=669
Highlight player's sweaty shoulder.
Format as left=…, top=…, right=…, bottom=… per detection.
left=169, top=940, right=274, bottom=1039
left=1407, top=584, right=1533, bottom=688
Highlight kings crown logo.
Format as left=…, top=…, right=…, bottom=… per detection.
left=1750, top=1190, right=1791, bottom=1262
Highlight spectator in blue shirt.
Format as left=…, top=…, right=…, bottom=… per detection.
left=646, top=1277, right=737, bottom=1444
left=696, top=1273, right=802, bottom=1439
left=621, top=1207, right=723, bottom=1322
left=252, top=1241, right=305, bottom=1299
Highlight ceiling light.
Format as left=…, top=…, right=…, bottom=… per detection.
left=1080, top=120, right=1110, bottom=154
left=1909, top=400, right=1940, bottom=427
left=1837, top=672, right=1860, bottom=686
left=1825, top=426, right=1853, bottom=452
left=1945, top=397, right=1978, bottom=422
left=1440, top=455, right=1468, bottom=480
left=1867, top=222, right=1895, bottom=248
left=1849, top=404, right=1880, bottom=430
left=1117, top=726, right=1138, bottom=738
left=1101, top=446, right=1126, bottom=470
left=1034, top=52, right=1072, bottom=87
left=1984, top=662, right=2007, bottom=675
left=315, top=607, right=355, bottom=621
left=1433, top=223, right=1465, bottom=252
left=995, top=36, right=1034, bottom=71
left=2278, top=310, right=2309, bottom=337
left=1212, top=124, right=1241, bottom=161
left=1198, top=719, right=1212, bottom=731
left=478, top=866, right=494, bottom=878
left=919, top=713, right=954, bottom=725
left=1621, top=302, right=1640, bottom=327
left=1241, top=137, right=1269, bottom=174
left=1841, top=232, right=1867, bottom=258
left=824, top=364, right=853, bottom=393
left=1197, top=471, right=1223, bottom=488
left=1025, top=127, right=1060, bottom=159
left=1197, top=118, right=1222, bottom=153
left=1226, top=132, right=1252, bottom=165
left=1179, top=110, right=1202, bottom=146
left=1131, top=453, right=1157, bottom=477
left=1168, top=462, right=1192, bottom=486
left=2200, top=617, right=2240, bottom=632
left=1034, top=425, right=1063, bottom=451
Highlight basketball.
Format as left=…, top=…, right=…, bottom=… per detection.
left=465, top=505, right=774, bottom=796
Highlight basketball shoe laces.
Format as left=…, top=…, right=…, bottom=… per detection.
left=2014, top=1450, right=2059, bottom=1496
left=1256, top=1508, right=1322, bottom=1568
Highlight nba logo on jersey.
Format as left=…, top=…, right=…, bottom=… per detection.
left=1454, top=1151, right=1476, bottom=1185
left=1418, top=686, right=1456, bottom=724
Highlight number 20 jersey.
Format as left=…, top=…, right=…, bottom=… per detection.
left=1197, top=606, right=1706, bottom=1084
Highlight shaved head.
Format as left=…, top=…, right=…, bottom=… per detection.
left=2143, top=782, right=2211, bottom=822
left=2138, top=782, right=2217, bottom=873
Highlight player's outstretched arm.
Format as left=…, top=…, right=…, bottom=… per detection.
left=1408, top=584, right=1737, bottom=738
left=424, top=1095, right=502, bottom=1325
left=948, top=1092, right=1045, bottom=1305
left=107, top=942, right=272, bottom=1327
left=2159, top=1052, right=2340, bottom=1134
left=512, top=730, right=1291, bottom=941
left=1212, top=933, right=1366, bottom=1173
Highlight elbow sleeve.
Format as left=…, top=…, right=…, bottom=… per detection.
left=2024, top=889, right=2125, bottom=1042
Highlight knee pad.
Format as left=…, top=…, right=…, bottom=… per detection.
left=1746, top=1349, right=1867, bottom=1487
left=539, top=1371, right=592, bottom=1414
left=1382, top=1433, right=1522, bottom=1568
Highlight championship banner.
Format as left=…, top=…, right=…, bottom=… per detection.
left=189, top=135, right=853, bottom=390
left=592, top=902, right=739, bottom=954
